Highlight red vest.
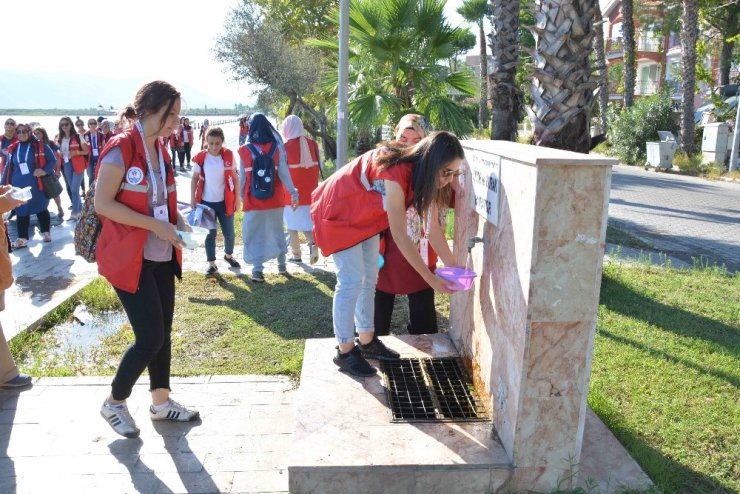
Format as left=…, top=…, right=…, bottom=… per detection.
left=84, top=130, right=104, bottom=161
left=192, top=148, right=238, bottom=215
left=0, top=135, right=17, bottom=176
left=179, top=126, right=194, bottom=145
left=311, top=149, right=411, bottom=256
left=102, top=132, right=114, bottom=146
left=238, top=142, right=287, bottom=211
left=283, top=137, right=320, bottom=206
left=239, top=123, right=249, bottom=136
left=95, top=127, right=182, bottom=294
left=59, top=133, right=88, bottom=174
left=169, top=132, right=182, bottom=149
left=4, top=140, right=47, bottom=189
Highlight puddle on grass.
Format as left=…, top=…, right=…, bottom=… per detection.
left=44, top=308, right=129, bottom=361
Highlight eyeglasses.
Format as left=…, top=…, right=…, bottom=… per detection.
left=16, top=129, right=30, bottom=134
left=441, top=168, right=464, bottom=178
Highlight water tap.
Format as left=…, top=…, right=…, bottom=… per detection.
left=466, top=236, right=484, bottom=253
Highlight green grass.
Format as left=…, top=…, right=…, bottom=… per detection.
left=605, top=224, right=653, bottom=250
left=590, top=263, right=739, bottom=493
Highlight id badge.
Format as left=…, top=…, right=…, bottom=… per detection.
left=92, top=148, right=99, bottom=157
left=420, top=238, right=430, bottom=266
left=154, top=205, right=169, bottom=222
left=18, top=162, right=30, bottom=175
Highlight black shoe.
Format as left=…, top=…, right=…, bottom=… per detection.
left=358, top=336, right=400, bottom=361
left=180, top=166, right=187, bottom=172
left=224, top=255, right=241, bottom=268
left=288, top=256, right=302, bottom=264
left=206, top=264, right=218, bottom=277
left=333, top=347, right=377, bottom=377
left=251, top=272, right=265, bottom=282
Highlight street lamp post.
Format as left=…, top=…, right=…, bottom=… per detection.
left=337, top=0, right=350, bottom=168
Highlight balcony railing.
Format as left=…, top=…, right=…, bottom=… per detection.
left=636, top=80, right=658, bottom=95
left=637, top=38, right=661, bottom=52
left=607, top=38, right=624, bottom=55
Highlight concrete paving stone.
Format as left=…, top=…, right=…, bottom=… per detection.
left=208, top=375, right=293, bottom=384
left=6, top=452, right=139, bottom=476
left=248, top=404, right=294, bottom=420
left=15, top=473, right=162, bottom=494
left=231, top=469, right=289, bottom=493
left=203, top=451, right=287, bottom=473
left=239, top=433, right=292, bottom=453
left=155, top=471, right=235, bottom=494
left=134, top=452, right=209, bottom=474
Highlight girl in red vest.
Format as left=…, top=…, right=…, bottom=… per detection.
left=32, top=126, right=64, bottom=220
left=56, top=116, right=89, bottom=221
left=238, top=116, right=249, bottom=146
left=190, top=126, right=241, bottom=276
left=280, top=115, right=321, bottom=265
left=178, top=117, right=194, bottom=170
left=238, top=113, right=299, bottom=282
left=374, top=114, right=453, bottom=337
left=94, top=80, right=198, bottom=439
left=311, top=131, right=463, bottom=377
left=1, top=123, right=57, bottom=248
left=101, top=120, right=114, bottom=146
left=1, top=118, right=17, bottom=177
left=84, top=118, right=104, bottom=187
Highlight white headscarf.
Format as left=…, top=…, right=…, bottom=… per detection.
left=281, top=115, right=315, bottom=169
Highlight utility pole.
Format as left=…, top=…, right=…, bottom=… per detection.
left=730, top=98, right=739, bottom=172
left=337, top=0, right=350, bottom=168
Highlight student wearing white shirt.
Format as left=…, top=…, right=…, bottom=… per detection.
left=190, top=127, right=241, bottom=276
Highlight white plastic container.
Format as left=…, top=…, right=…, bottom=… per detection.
left=10, top=186, right=32, bottom=201
left=177, top=226, right=209, bottom=249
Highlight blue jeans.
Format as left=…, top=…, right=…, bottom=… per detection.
left=252, top=252, right=286, bottom=276
left=331, top=235, right=380, bottom=344
left=63, top=161, right=84, bottom=215
left=201, top=200, right=235, bottom=262
left=86, top=156, right=98, bottom=185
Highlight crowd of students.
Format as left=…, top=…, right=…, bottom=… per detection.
left=1, top=79, right=465, bottom=438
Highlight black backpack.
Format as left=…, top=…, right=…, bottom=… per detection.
left=247, top=143, right=277, bottom=199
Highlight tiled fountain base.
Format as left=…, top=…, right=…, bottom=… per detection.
left=288, top=335, right=653, bottom=494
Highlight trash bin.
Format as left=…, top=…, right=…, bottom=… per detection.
left=645, top=131, right=678, bottom=171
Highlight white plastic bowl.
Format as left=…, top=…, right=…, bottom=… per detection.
left=177, top=226, right=209, bottom=249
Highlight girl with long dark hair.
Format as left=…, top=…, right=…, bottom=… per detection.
left=57, top=116, right=89, bottom=220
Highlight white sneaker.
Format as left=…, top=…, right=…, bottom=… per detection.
left=100, top=400, right=140, bottom=438
left=149, top=399, right=200, bottom=422
left=309, top=244, right=320, bottom=265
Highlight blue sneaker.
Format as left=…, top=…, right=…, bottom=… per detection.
left=1, top=374, right=32, bottom=388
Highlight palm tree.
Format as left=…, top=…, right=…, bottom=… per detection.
left=488, top=0, right=522, bottom=141
left=680, top=0, right=699, bottom=154
left=528, top=0, right=598, bottom=152
left=457, top=0, right=491, bottom=134
left=622, top=0, right=636, bottom=107
left=593, top=3, right=609, bottom=133
left=308, top=0, right=476, bottom=137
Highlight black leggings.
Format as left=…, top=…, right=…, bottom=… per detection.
left=178, top=142, right=192, bottom=166
left=374, top=287, right=438, bottom=336
left=16, top=210, right=51, bottom=239
left=111, top=260, right=175, bottom=401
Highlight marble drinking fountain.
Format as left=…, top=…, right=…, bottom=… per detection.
left=288, top=141, right=653, bottom=493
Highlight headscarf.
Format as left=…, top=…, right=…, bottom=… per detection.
left=394, top=114, right=431, bottom=141
left=281, top=115, right=316, bottom=169
left=248, top=113, right=282, bottom=144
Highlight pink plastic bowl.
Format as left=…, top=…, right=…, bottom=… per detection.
left=435, top=267, right=477, bottom=291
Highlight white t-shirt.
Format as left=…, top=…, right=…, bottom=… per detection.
left=193, top=153, right=225, bottom=202
left=61, top=137, right=70, bottom=161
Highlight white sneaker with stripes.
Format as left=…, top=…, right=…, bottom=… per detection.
left=100, top=400, right=140, bottom=438
left=149, top=399, right=200, bottom=422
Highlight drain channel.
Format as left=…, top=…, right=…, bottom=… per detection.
left=380, top=357, right=488, bottom=422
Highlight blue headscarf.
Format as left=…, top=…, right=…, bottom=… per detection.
left=248, top=113, right=281, bottom=144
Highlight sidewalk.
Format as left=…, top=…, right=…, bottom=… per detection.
left=0, top=375, right=294, bottom=494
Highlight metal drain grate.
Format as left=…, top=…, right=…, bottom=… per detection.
left=380, top=357, right=488, bottom=422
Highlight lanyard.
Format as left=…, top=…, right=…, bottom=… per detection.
left=15, top=142, right=30, bottom=164
left=135, top=121, right=167, bottom=205
left=92, top=132, right=97, bottom=149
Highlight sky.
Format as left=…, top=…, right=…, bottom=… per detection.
left=0, top=0, right=468, bottom=110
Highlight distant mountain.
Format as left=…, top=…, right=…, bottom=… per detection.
left=0, top=70, right=251, bottom=109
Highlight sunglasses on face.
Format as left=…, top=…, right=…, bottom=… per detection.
left=441, top=168, right=464, bottom=178
left=88, top=123, right=97, bottom=126
left=5, top=121, right=15, bottom=126
left=16, top=129, right=30, bottom=134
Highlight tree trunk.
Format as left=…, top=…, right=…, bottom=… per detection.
left=680, top=0, right=698, bottom=155
left=488, top=0, right=521, bottom=141
left=719, top=8, right=737, bottom=86
left=478, top=19, right=489, bottom=134
left=593, top=6, right=609, bottom=133
left=622, top=0, right=636, bottom=108
left=529, top=0, right=598, bottom=153
left=286, top=94, right=297, bottom=117
left=296, top=97, right=337, bottom=160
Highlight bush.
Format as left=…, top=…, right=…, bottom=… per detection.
left=673, top=151, right=707, bottom=175
left=608, top=91, right=679, bottom=165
